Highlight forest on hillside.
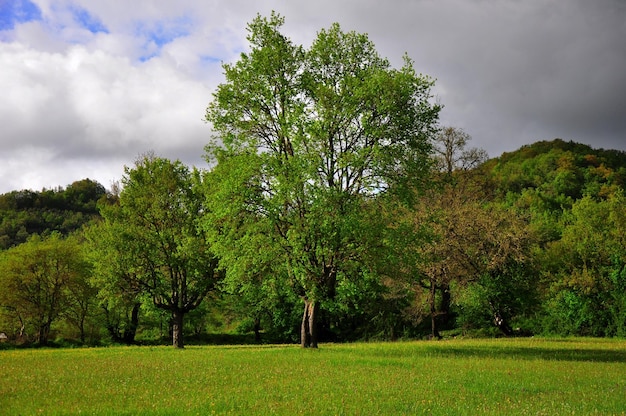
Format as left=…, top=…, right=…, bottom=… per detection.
left=1, top=15, right=625, bottom=348
left=1, top=137, right=624, bottom=347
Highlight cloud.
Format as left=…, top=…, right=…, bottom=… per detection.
left=0, top=0, right=250, bottom=192
left=0, top=40, right=215, bottom=192
left=1, top=0, right=625, bottom=193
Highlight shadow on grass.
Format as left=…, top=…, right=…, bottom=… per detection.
left=0, top=332, right=296, bottom=349
left=135, top=332, right=292, bottom=346
left=421, top=345, right=626, bottom=363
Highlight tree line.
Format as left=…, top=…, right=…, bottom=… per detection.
left=1, top=13, right=625, bottom=348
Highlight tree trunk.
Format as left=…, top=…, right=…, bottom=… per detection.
left=493, top=311, right=513, bottom=336
left=490, top=301, right=513, bottom=336
left=301, top=299, right=318, bottom=348
left=17, top=313, right=25, bottom=338
left=429, top=279, right=441, bottom=340
left=123, top=302, right=141, bottom=344
left=308, top=301, right=318, bottom=348
left=79, top=316, right=86, bottom=344
left=38, top=322, right=51, bottom=346
left=253, top=316, right=261, bottom=343
left=439, top=283, right=451, bottom=328
left=171, top=310, right=184, bottom=348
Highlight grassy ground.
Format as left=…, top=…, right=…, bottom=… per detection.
left=1, top=337, right=625, bottom=415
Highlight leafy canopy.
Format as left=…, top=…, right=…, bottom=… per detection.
left=204, top=12, right=440, bottom=306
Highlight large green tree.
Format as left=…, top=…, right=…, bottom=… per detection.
left=204, top=13, right=439, bottom=347
left=93, top=155, right=221, bottom=348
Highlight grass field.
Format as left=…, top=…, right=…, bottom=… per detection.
left=1, top=337, right=625, bottom=415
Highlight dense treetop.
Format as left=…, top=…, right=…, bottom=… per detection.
left=483, top=138, right=626, bottom=200
left=0, top=179, right=108, bottom=249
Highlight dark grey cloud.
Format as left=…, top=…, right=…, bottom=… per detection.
left=289, top=0, right=626, bottom=156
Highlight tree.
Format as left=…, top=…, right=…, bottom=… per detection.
left=395, top=167, right=536, bottom=338
left=540, top=192, right=626, bottom=336
left=436, top=198, right=536, bottom=335
left=0, top=233, right=90, bottom=345
left=433, top=127, right=488, bottom=174
left=429, top=127, right=489, bottom=336
left=61, top=236, right=99, bottom=344
left=64, top=179, right=107, bottom=213
left=84, top=218, right=144, bottom=345
left=93, top=154, right=221, bottom=348
left=204, top=13, right=440, bottom=347
left=390, top=129, right=493, bottom=338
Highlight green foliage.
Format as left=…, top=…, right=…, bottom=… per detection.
left=205, top=12, right=439, bottom=346
left=453, top=283, right=494, bottom=331
left=2, top=14, right=626, bottom=345
left=492, top=139, right=626, bottom=206
left=0, top=233, right=92, bottom=345
left=0, top=179, right=106, bottom=249
left=454, top=261, right=538, bottom=332
left=0, top=134, right=623, bottom=344
left=89, top=155, right=221, bottom=348
left=532, top=191, right=626, bottom=336
left=483, top=140, right=626, bottom=337
left=607, top=262, right=626, bottom=337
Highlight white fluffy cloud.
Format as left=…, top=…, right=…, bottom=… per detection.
left=1, top=0, right=625, bottom=193
left=0, top=0, right=245, bottom=192
left=0, top=40, right=216, bottom=191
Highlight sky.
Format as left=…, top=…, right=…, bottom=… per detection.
left=1, top=0, right=625, bottom=193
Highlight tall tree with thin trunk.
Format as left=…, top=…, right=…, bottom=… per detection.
left=428, top=127, right=489, bottom=336
left=204, top=13, right=439, bottom=347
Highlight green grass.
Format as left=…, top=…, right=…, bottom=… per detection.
left=1, top=338, right=625, bottom=415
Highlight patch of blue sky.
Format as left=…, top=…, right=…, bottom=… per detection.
left=138, top=51, right=158, bottom=62
left=69, top=4, right=108, bottom=34
left=0, top=0, right=42, bottom=31
left=137, top=15, right=192, bottom=47
left=134, top=15, right=193, bottom=62
left=200, top=55, right=221, bottom=64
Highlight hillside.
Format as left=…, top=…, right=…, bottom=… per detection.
left=481, top=138, right=626, bottom=207
left=0, top=178, right=109, bottom=249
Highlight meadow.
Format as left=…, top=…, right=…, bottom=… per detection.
left=1, top=337, right=625, bottom=415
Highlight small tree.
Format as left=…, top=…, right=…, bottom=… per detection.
left=62, top=237, right=99, bottom=344
left=94, top=155, right=221, bottom=348
left=0, top=234, right=90, bottom=345
left=433, top=127, right=488, bottom=174
left=390, top=129, right=492, bottom=338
